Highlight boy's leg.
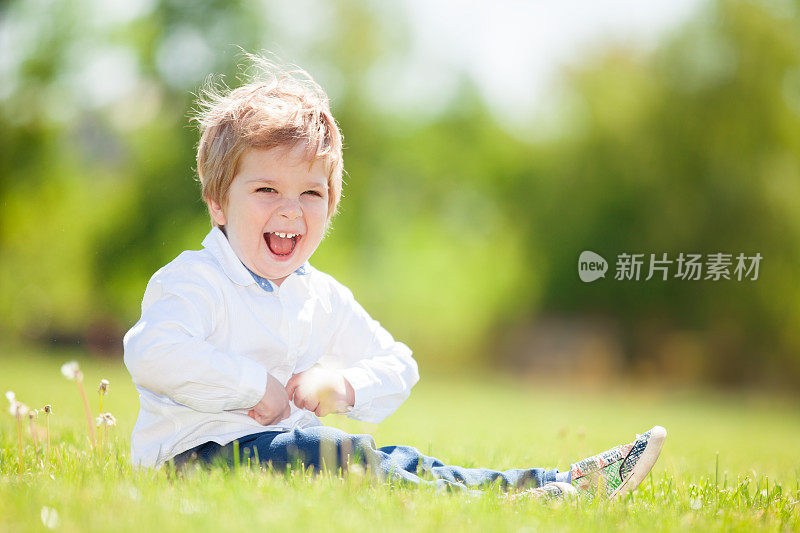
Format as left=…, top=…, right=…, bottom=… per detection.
left=174, top=425, right=666, bottom=499
left=377, top=444, right=559, bottom=490
left=171, top=441, right=226, bottom=469
left=237, top=426, right=557, bottom=491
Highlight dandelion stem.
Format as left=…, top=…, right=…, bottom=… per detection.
left=28, top=416, right=39, bottom=452
left=46, top=414, right=51, bottom=466
left=76, top=379, right=97, bottom=447
left=16, top=415, right=23, bottom=474
left=97, top=380, right=110, bottom=453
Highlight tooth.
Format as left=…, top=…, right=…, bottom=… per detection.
left=276, top=232, right=285, bottom=238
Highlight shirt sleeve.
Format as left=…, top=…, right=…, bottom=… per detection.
left=123, top=270, right=268, bottom=413
left=319, top=283, right=420, bottom=424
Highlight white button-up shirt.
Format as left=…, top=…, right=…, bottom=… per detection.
left=123, top=227, right=419, bottom=468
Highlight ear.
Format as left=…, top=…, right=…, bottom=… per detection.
left=206, top=196, right=227, bottom=226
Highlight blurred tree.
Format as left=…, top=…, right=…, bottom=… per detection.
left=504, top=0, right=800, bottom=385
left=0, top=0, right=798, bottom=387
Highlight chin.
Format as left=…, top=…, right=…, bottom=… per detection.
left=256, top=263, right=295, bottom=281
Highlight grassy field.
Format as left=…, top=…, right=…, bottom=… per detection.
left=1, top=346, right=799, bottom=531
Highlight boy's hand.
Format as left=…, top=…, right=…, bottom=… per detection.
left=248, top=373, right=291, bottom=425
left=285, top=366, right=355, bottom=417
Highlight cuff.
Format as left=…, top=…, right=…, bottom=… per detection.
left=340, top=366, right=377, bottom=411
left=235, top=358, right=269, bottom=410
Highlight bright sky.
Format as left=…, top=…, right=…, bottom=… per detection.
left=389, top=0, right=707, bottom=125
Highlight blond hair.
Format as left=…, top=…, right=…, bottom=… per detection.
left=192, top=54, right=343, bottom=224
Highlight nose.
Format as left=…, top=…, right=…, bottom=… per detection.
left=277, top=197, right=302, bottom=219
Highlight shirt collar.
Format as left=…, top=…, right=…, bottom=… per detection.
left=201, top=226, right=311, bottom=289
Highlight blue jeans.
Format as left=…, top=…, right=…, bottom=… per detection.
left=172, top=426, right=562, bottom=491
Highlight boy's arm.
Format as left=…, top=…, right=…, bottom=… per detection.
left=318, top=285, right=420, bottom=424
left=123, top=275, right=268, bottom=413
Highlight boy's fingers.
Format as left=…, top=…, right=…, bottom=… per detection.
left=285, top=374, right=301, bottom=399
left=298, top=397, right=312, bottom=412
left=292, top=390, right=305, bottom=409
left=292, top=384, right=312, bottom=409
left=249, top=410, right=268, bottom=425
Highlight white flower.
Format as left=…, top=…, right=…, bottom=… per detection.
left=98, top=379, right=110, bottom=394
left=7, top=391, right=29, bottom=417
left=8, top=399, right=29, bottom=418
left=41, top=506, right=60, bottom=529
left=60, top=361, right=82, bottom=381
left=96, top=412, right=117, bottom=426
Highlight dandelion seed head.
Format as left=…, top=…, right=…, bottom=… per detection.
left=9, top=400, right=29, bottom=418
left=40, top=506, right=60, bottom=529
left=6, top=391, right=28, bottom=417
left=96, top=412, right=117, bottom=426
left=61, top=361, right=82, bottom=381
left=98, top=379, right=110, bottom=394
left=28, top=409, right=39, bottom=419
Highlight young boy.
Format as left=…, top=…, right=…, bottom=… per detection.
left=123, top=56, right=666, bottom=498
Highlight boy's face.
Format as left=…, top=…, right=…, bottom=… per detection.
left=207, top=146, right=329, bottom=286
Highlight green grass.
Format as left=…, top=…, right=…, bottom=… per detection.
left=1, top=346, right=799, bottom=531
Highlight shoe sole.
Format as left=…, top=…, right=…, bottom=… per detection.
left=549, top=481, right=578, bottom=499
left=609, top=425, right=667, bottom=499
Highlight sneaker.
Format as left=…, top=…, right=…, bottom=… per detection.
left=508, top=481, right=578, bottom=501
left=570, top=425, right=667, bottom=499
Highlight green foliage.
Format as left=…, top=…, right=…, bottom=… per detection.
left=513, top=0, right=800, bottom=384
left=1, top=0, right=799, bottom=383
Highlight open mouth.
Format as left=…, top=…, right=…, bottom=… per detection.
left=264, top=232, right=301, bottom=258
